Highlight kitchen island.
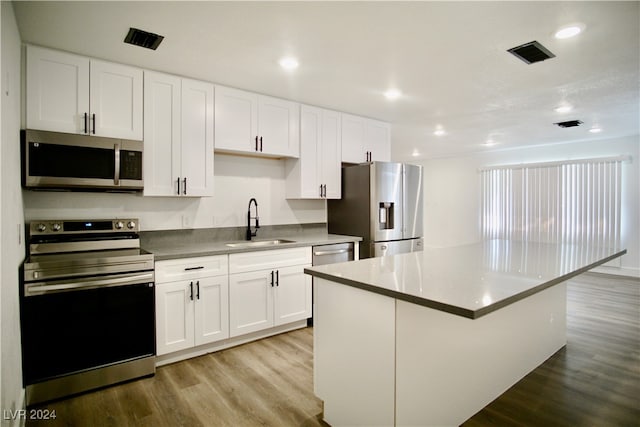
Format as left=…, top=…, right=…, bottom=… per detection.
left=304, top=239, right=626, bottom=426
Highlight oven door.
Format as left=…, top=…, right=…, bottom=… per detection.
left=21, top=272, right=155, bottom=386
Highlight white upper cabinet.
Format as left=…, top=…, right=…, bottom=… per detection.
left=180, top=78, right=215, bottom=197
left=26, top=45, right=143, bottom=140
left=257, top=95, right=300, bottom=157
left=341, top=113, right=366, bottom=164
left=26, top=46, right=89, bottom=135
left=321, top=110, right=342, bottom=198
left=365, top=119, right=391, bottom=162
left=89, top=60, right=143, bottom=140
left=214, top=86, right=258, bottom=153
left=215, top=85, right=299, bottom=158
left=286, top=105, right=341, bottom=199
left=341, top=113, right=391, bottom=163
left=144, top=71, right=214, bottom=197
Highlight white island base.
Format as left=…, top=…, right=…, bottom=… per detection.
left=313, top=278, right=567, bottom=426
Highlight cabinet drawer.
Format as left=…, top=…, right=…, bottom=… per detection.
left=229, top=247, right=311, bottom=274
left=156, top=255, right=228, bottom=283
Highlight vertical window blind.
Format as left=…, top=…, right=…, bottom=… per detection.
left=480, top=156, right=626, bottom=250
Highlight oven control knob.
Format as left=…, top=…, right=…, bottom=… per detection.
left=52, top=223, right=61, bottom=232
left=127, top=221, right=136, bottom=230
left=36, top=223, right=47, bottom=232
left=114, top=221, right=124, bottom=230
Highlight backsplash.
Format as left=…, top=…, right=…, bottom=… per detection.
left=22, top=154, right=326, bottom=230
left=140, top=223, right=327, bottom=248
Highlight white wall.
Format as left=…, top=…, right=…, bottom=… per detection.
left=411, top=135, right=640, bottom=277
left=23, top=153, right=326, bottom=231
left=1, top=0, right=26, bottom=419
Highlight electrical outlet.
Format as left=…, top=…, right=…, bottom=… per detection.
left=182, top=215, right=192, bottom=228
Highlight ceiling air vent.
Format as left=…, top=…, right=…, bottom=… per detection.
left=507, top=41, right=555, bottom=64
left=124, top=27, right=164, bottom=50
left=554, top=120, right=583, bottom=128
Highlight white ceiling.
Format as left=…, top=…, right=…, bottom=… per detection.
left=12, top=1, right=640, bottom=161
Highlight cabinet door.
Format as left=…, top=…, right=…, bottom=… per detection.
left=194, top=275, right=229, bottom=346
left=274, top=265, right=312, bottom=326
left=229, top=270, right=274, bottom=337
left=181, top=79, right=214, bottom=197
left=341, top=113, right=366, bottom=164
left=366, top=119, right=391, bottom=162
left=298, top=105, right=322, bottom=198
left=321, top=110, right=342, bottom=199
left=90, top=60, right=143, bottom=140
left=156, top=281, right=195, bottom=355
left=26, top=45, right=89, bottom=134
left=258, top=95, right=300, bottom=157
left=214, top=85, right=258, bottom=153
left=143, top=71, right=181, bottom=196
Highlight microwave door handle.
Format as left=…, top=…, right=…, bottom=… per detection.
left=114, top=143, right=120, bottom=186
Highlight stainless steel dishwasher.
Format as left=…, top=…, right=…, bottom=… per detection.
left=309, top=242, right=356, bottom=325
left=313, top=242, right=355, bottom=266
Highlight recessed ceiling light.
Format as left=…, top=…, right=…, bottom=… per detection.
left=384, top=89, right=402, bottom=101
left=411, top=149, right=420, bottom=157
left=555, top=25, right=584, bottom=39
left=554, top=105, right=573, bottom=113
left=433, top=128, right=446, bottom=137
left=484, top=139, right=497, bottom=147
left=279, top=57, right=299, bottom=70
left=589, top=126, right=602, bottom=133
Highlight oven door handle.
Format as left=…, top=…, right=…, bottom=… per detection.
left=24, top=272, right=154, bottom=296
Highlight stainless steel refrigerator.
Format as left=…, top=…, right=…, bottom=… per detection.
left=328, top=162, right=423, bottom=259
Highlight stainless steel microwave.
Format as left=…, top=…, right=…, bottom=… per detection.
left=22, top=129, right=143, bottom=191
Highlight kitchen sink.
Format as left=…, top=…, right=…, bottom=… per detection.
left=225, top=239, right=296, bottom=248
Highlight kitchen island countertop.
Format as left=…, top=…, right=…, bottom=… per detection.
left=305, top=239, right=626, bottom=319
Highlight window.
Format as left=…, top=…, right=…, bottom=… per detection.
left=480, top=156, right=625, bottom=250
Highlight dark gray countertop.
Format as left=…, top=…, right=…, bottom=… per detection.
left=141, top=223, right=361, bottom=260
left=305, top=239, right=626, bottom=319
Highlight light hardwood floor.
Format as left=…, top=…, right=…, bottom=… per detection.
left=27, top=273, right=639, bottom=426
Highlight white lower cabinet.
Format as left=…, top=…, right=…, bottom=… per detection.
left=229, top=247, right=312, bottom=337
left=155, top=255, right=229, bottom=355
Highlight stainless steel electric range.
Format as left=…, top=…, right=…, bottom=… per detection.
left=20, top=218, right=155, bottom=406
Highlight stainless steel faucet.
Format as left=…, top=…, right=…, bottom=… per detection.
left=246, top=198, right=259, bottom=240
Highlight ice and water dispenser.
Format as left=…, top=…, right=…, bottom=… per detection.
left=379, top=202, right=395, bottom=230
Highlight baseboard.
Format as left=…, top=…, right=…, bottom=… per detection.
left=155, top=320, right=308, bottom=367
